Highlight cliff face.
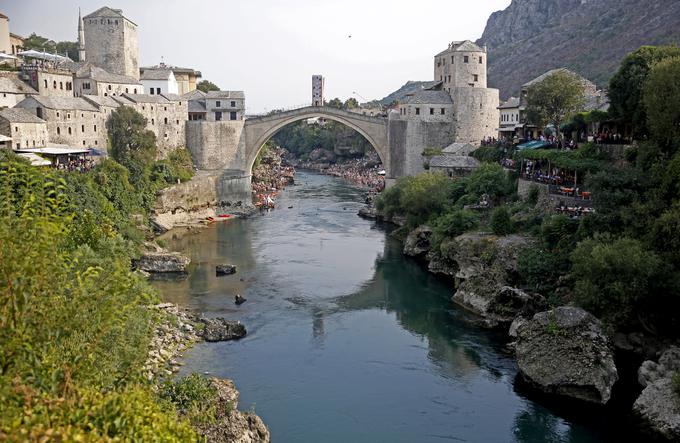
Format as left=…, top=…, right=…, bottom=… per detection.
left=478, top=0, right=680, bottom=98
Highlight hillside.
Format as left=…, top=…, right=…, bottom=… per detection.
left=477, top=0, right=680, bottom=98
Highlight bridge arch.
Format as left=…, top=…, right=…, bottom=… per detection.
left=244, top=106, right=390, bottom=175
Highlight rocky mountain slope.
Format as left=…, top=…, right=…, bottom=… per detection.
left=478, top=0, right=680, bottom=98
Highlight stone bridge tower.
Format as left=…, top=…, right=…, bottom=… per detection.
left=82, top=7, right=139, bottom=80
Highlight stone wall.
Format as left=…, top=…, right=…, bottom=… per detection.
left=83, top=15, right=139, bottom=80
left=387, top=116, right=454, bottom=177
left=36, top=71, right=74, bottom=97
left=128, top=100, right=187, bottom=158
left=187, top=120, right=246, bottom=170
left=451, top=87, right=499, bottom=143
left=0, top=120, right=49, bottom=149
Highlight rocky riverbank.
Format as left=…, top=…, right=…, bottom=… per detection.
left=146, top=302, right=269, bottom=442
left=366, top=202, right=680, bottom=441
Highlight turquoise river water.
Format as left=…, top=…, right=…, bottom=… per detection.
left=154, top=171, right=637, bottom=443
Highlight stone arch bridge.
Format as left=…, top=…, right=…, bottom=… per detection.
left=185, top=105, right=454, bottom=203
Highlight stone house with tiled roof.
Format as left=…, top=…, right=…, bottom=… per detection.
left=0, top=73, right=38, bottom=108
left=0, top=107, right=48, bottom=150
left=74, top=63, right=143, bottom=97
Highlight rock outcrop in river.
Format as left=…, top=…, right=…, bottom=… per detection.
left=514, top=306, right=619, bottom=404
left=634, top=347, right=680, bottom=440
left=447, top=233, right=545, bottom=328
left=137, top=251, right=191, bottom=273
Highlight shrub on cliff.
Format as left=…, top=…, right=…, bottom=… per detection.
left=490, top=206, right=514, bottom=235
left=431, top=209, right=480, bottom=249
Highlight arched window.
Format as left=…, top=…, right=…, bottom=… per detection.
left=44, top=79, right=48, bottom=88
left=60, top=82, right=63, bottom=90
left=53, top=81, right=57, bottom=89
left=57, top=127, right=61, bottom=135
left=68, top=127, right=72, bottom=135
left=164, top=117, right=168, bottom=124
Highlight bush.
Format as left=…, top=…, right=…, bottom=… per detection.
left=571, top=235, right=667, bottom=328
left=160, top=374, right=221, bottom=426
left=490, top=206, right=513, bottom=235
left=465, top=163, right=514, bottom=203
left=471, top=146, right=503, bottom=163
left=431, top=209, right=480, bottom=248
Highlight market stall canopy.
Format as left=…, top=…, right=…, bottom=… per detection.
left=0, top=53, right=18, bottom=60
left=0, top=134, right=11, bottom=143
left=17, top=49, right=72, bottom=63
left=17, top=152, right=51, bottom=166
left=15, top=146, right=90, bottom=156
left=517, top=140, right=551, bottom=151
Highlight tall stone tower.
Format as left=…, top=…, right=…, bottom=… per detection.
left=82, top=7, right=139, bottom=80
left=433, top=41, right=499, bottom=143
left=77, top=8, right=86, bottom=62
left=312, top=75, right=324, bottom=106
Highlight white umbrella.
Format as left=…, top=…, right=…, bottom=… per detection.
left=18, top=49, right=72, bottom=63
left=0, top=53, right=17, bottom=60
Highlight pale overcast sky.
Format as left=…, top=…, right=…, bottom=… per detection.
left=2, top=0, right=511, bottom=112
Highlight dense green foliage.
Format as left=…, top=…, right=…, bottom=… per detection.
left=608, top=45, right=680, bottom=138
left=518, top=144, right=608, bottom=174
left=643, top=56, right=680, bottom=148
left=490, top=206, right=513, bottom=235
left=196, top=80, right=220, bottom=92
left=0, top=153, right=198, bottom=439
left=272, top=120, right=371, bottom=159
left=160, top=374, right=223, bottom=426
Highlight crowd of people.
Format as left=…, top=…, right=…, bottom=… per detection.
left=322, top=157, right=386, bottom=193
left=251, top=146, right=295, bottom=208
left=593, top=130, right=627, bottom=144
left=54, top=157, right=96, bottom=173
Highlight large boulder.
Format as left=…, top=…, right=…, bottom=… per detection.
left=445, top=233, right=543, bottom=327
left=136, top=252, right=190, bottom=273
left=197, top=378, right=270, bottom=443
left=403, top=225, right=433, bottom=258
left=201, top=317, right=247, bottom=342
left=515, top=306, right=619, bottom=404
left=633, top=347, right=680, bottom=440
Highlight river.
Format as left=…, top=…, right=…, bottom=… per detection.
left=154, top=171, right=629, bottom=443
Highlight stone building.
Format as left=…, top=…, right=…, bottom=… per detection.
left=74, top=63, right=142, bottom=97
left=0, top=107, right=48, bottom=150
left=15, top=96, right=108, bottom=149
left=395, top=90, right=454, bottom=122
left=113, top=93, right=188, bottom=157
left=20, top=64, right=74, bottom=97
left=429, top=154, right=480, bottom=178
left=9, top=33, right=23, bottom=57
left=312, top=75, right=324, bottom=106
left=82, top=7, right=139, bottom=80
left=184, top=89, right=207, bottom=121
left=140, top=63, right=201, bottom=95
left=498, top=96, right=520, bottom=140
left=0, top=12, right=9, bottom=56
left=140, top=68, right=178, bottom=95
left=204, top=91, right=245, bottom=121
left=432, top=40, right=500, bottom=143
left=0, top=73, right=38, bottom=108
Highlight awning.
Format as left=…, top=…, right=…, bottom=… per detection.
left=16, top=146, right=90, bottom=155
left=17, top=152, right=51, bottom=166
left=0, top=53, right=18, bottom=60
left=517, top=140, right=551, bottom=151
left=88, top=148, right=107, bottom=157
left=17, top=49, right=72, bottom=63
left=0, top=134, right=11, bottom=142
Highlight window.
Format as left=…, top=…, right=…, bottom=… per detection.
left=125, top=88, right=129, bottom=93
left=108, top=85, right=112, bottom=90
left=67, top=113, right=71, bottom=119
left=151, top=106, right=154, bottom=111
left=37, top=108, right=43, bottom=119
left=231, top=101, right=236, bottom=107
left=176, top=120, right=179, bottom=124
left=429, top=108, right=434, bottom=115
left=81, top=114, right=84, bottom=118
left=68, top=127, right=72, bottom=135
left=451, top=56, right=454, bottom=63
left=440, top=108, right=445, bottom=115
left=81, top=125, right=85, bottom=132
left=15, top=143, right=19, bottom=149
left=44, top=79, right=48, bottom=88
left=83, top=140, right=86, bottom=146
left=156, top=88, right=160, bottom=95
left=479, top=56, right=483, bottom=64
left=448, top=75, right=451, bottom=83
left=216, top=100, right=221, bottom=107
left=464, top=56, right=469, bottom=63
left=134, top=88, right=137, bottom=93
left=95, top=140, right=98, bottom=145
left=415, top=107, right=420, bottom=115
left=14, top=126, right=17, bottom=132
left=94, top=125, right=97, bottom=132
left=473, top=74, right=478, bottom=82
left=151, top=118, right=155, bottom=125
left=150, top=88, right=154, bottom=95
left=215, top=111, right=222, bottom=121
left=57, top=127, right=61, bottom=135
left=230, top=111, right=237, bottom=120
left=53, top=80, right=57, bottom=89
left=164, top=117, right=168, bottom=124
left=164, top=107, right=167, bottom=111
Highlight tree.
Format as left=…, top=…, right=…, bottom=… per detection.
left=196, top=80, right=220, bottom=93
left=344, top=97, right=359, bottom=109
left=609, top=45, right=680, bottom=138
left=525, top=70, right=586, bottom=145
left=643, top=56, right=680, bottom=150
left=22, top=33, right=78, bottom=60
left=326, top=98, right=343, bottom=109
left=490, top=206, right=513, bottom=235
left=106, top=106, right=157, bottom=166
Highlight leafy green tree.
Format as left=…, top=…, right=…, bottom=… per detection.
left=21, top=33, right=79, bottom=60
left=107, top=106, right=157, bottom=166
left=525, top=70, right=586, bottom=144
left=432, top=209, right=479, bottom=246
left=609, top=45, right=680, bottom=138
left=643, top=56, right=680, bottom=150
left=196, top=79, right=220, bottom=92
left=326, top=98, right=343, bottom=109
left=465, top=163, right=513, bottom=202
left=571, top=235, right=668, bottom=329
left=344, top=97, right=359, bottom=109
